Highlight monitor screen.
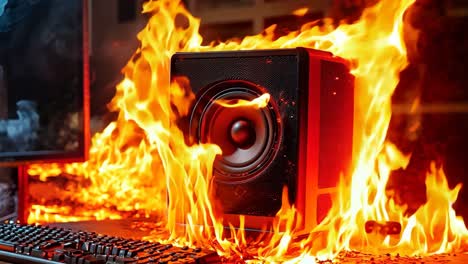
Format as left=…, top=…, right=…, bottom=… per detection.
left=0, top=0, right=89, bottom=166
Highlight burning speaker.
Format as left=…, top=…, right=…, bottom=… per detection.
left=171, top=48, right=354, bottom=230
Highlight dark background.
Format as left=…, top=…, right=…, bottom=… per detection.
left=0, top=0, right=84, bottom=154
left=1, top=0, right=468, bottom=222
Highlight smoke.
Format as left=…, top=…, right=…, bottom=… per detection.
left=0, top=181, right=16, bottom=221
left=0, top=100, right=40, bottom=152
left=0, top=0, right=6, bottom=17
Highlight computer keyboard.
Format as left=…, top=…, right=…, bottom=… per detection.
left=0, top=222, right=221, bottom=264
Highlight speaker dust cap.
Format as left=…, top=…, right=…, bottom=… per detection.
left=189, top=80, right=282, bottom=184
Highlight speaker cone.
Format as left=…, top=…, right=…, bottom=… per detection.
left=189, top=80, right=282, bottom=184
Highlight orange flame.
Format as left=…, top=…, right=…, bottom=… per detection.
left=27, top=0, right=468, bottom=262
left=216, top=93, right=271, bottom=109
left=292, top=7, right=309, bottom=17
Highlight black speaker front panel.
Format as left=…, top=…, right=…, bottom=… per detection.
left=171, top=50, right=303, bottom=216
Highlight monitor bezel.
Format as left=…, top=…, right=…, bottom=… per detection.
left=0, top=0, right=90, bottom=167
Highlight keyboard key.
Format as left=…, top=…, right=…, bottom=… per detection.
left=114, top=256, right=138, bottom=263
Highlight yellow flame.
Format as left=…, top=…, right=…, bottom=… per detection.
left=292, top=7, right=309, bottom=17
left=27, top=0, right=468, bottom=262
left=216, top=93, right=271, bottom=109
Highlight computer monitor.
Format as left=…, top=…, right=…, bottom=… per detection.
left=0, top=0, right=89, bottom=166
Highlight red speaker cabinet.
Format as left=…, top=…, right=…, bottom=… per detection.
left=171, top=47, right=354, bottom=231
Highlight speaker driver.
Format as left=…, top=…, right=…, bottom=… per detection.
left=189, top=80, right=282, bottom=184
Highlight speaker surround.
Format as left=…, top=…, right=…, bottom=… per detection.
left=171, top=48, right=354, bottom=231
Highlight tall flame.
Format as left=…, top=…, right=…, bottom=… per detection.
left=28, top=0, right=468, bottom=262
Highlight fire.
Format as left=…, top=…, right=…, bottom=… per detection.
left=215, top=93, right=271, bottom=109
left=27, top=0, right=468, bottom=262
left=292, top=7, right=309, bottom=17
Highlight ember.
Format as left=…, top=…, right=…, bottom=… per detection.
left=26, top=0, right=468, bottom=263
